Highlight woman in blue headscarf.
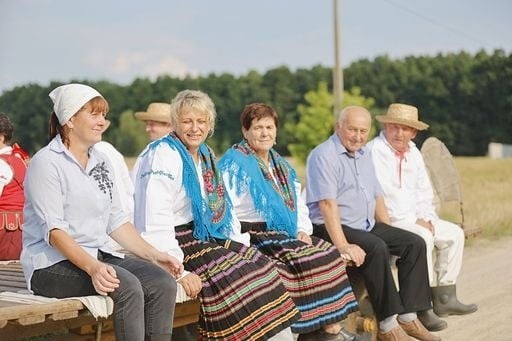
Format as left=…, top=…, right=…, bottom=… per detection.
left=133, top=90, right=300, bottom=341
left=219, top=103, right=360, bottom=341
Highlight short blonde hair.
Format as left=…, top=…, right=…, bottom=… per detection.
left=170, top=90, right=216, bottom=135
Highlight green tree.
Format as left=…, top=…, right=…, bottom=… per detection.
left=109, top=110, right=148, bottom=156
left=286, top=82, right=375, bottom=164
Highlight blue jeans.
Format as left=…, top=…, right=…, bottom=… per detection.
left=31, top=251, right=177, bottom=341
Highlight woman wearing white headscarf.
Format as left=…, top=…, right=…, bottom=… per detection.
left=21, top=83, right=189, bottom=341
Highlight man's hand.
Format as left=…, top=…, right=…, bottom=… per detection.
left=178, top=273, right=202, bottom=299
left=297, top=231, right=312, bottom=244
left=339, top=244, right=366, bottom=267
left=416, top=218, right=435, bottom=235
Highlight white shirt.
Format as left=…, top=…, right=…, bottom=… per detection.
left=133, top=142, right=249, bottom=264
left=368, top=131, right=438, bottom=223
left=21, top=136, right=129, bottom=291
left=222, top=168, right=313, bottom=235
left=94, top=141, right=134, bottom=222
left=0, top=145, right=13, bottom=196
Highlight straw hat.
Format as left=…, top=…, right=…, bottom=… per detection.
left=375, top=103, right=429, bottom=131
left=134, top=102, right=171, bottom=123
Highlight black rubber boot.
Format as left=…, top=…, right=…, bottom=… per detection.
left=418, top=309, right=448, bottom=331
left=432, top=285, right=478, bottom=317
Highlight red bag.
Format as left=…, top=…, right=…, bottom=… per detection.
left=0, top=144, right=28, bottom=260
left=0, top=211, right=23, bottom=260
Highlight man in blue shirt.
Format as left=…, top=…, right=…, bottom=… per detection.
left=306, top=106, right=442, bottom=341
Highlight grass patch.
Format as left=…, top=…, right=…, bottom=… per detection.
left=439, top=157, right=512, bottom=239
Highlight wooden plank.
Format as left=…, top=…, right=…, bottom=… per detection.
left=173, top=300, right=200, bottom=328
left=0, top=299, right=85, bottom=321
left=0, top=260, right=201, bottom=338
left=0, top=312, right=102, bottom=339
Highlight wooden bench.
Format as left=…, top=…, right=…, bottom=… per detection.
left=0, top=261, right=199, bottom=340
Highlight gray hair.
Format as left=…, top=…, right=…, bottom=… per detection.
left=170, top=90, right=216, bottom=135
left=336, top=106, right=371, bottom=126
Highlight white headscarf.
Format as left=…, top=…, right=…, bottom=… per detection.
left=49, top=84, right=103, bottom=125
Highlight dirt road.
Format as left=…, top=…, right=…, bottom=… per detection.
left=435, top=237, right=512, bottom=341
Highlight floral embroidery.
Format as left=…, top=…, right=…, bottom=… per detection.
left=140, top=169, right=175, bottom=180
left=218, top=139, right=298, bottom=237
left=200, top=150, right=227, bottom=224
left=89, top=162, right=113, bottom=201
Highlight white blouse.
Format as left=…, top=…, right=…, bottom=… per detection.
left=222, top=164, right=313, bottom=235
left=133, top=142, right=250, bottom=264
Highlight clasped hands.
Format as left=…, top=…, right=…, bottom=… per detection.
left=339, top=244, right=366, bottom=267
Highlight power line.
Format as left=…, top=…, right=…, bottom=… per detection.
left=382, top=0, right=492, bottom=48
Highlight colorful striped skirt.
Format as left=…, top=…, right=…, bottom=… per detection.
left=175, top=223, right=301, bottom=340
left=241, top=222, right=358, bottom=334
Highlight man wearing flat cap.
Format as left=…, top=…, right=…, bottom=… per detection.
left=368, top=103, right=477, bottom=331
left=135, top=102, right=173, bottom=141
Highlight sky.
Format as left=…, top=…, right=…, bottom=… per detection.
left=1, top=0, right=511, bottom=94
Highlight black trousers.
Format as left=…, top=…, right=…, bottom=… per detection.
left=313, top=222, right=432, bottom=321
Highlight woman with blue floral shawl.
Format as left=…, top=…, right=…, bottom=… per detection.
left=133, top=91, right=300, bottom=341
left=218, top=103, right=360, bottom=341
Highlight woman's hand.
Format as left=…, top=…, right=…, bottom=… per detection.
left=153, top=251, right=184, bottom=278
left=88, top=261, right=120, bottom=296
left=178, top=273, right=203, bottom=299
left=297, top=231, right=312, bottom=245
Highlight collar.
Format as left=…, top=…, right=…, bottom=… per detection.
left=48, top=135, right=100, bottom=172
left=0, top=146, right=12, bottom=155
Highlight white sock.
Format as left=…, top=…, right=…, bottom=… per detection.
left=398, top=312, right=417, bottom=323
left=379, top=315, right=399, bottom=333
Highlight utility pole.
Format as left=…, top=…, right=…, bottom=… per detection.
left=332, top=0, right=343, bottom=117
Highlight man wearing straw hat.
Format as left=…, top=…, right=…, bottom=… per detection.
left=135, top=102, right=173, bottom=141
left=306, top=106, right=441, bottom=341
left=368, top=103, right=477, bottom=331
left=131, top=102, right=173, bottom=182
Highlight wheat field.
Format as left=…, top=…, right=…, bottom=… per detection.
left=440, top=157, right=512, bottom=239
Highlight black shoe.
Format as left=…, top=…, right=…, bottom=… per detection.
left=432, top=285, right=478, bottom=317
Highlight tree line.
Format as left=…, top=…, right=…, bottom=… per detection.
left=1, top=49, right=510, bottom=158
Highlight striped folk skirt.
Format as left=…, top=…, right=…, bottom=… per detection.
left=241, top=222, right=358, bottom=334
left=175, top=224, right=300, bottom=340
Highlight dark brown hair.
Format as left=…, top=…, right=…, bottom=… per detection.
left=240, top=103, right=279, bottom=130
left=0, top=112, right=14, bottom=143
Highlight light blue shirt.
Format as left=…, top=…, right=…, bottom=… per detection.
left=306, top=134, right=383, bottom=231
left=21, top=135, right=128, bottom=291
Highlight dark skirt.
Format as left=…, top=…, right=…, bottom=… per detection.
left=241, top=222, right=358, bottom=334
left=175, top=223, right=300, bottom=340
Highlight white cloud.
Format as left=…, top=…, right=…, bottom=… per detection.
left=84, top=50, right=198, bottom=82
left=143, top=56, right=198, bottom=79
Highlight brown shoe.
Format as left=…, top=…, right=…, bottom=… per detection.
left=377, top=325, right=412, bottom=341
left=398, top=318, right=441, bottom=341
